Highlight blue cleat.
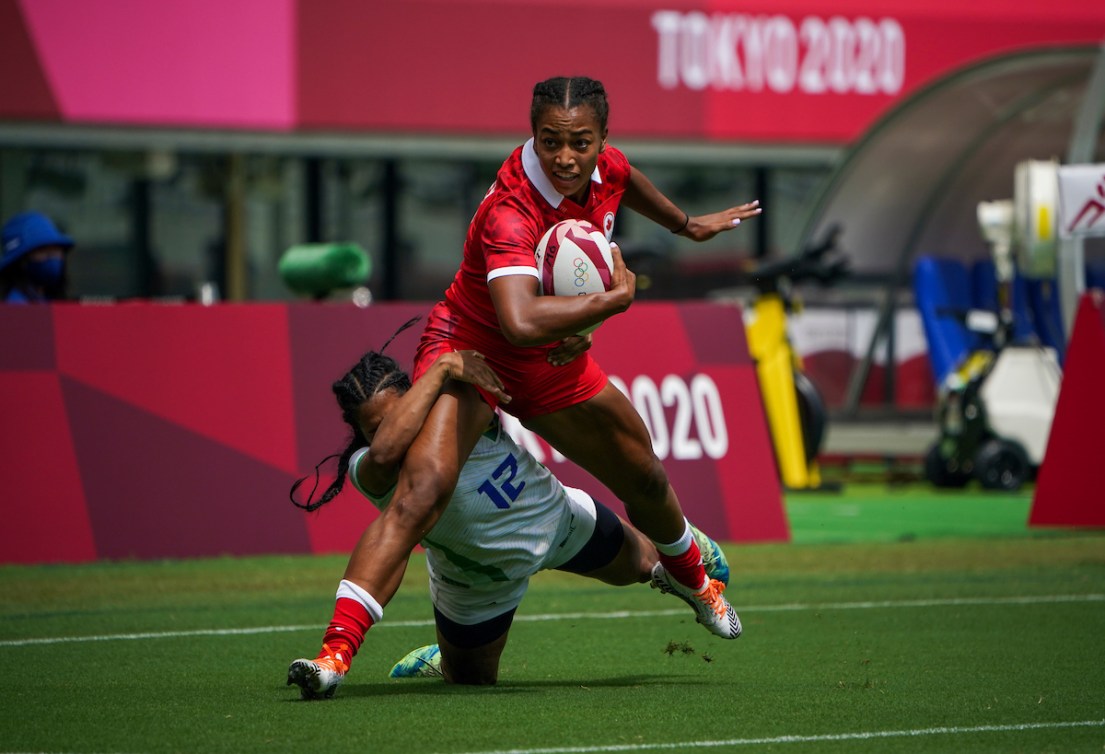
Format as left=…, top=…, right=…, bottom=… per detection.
left=389, top=644, right=443, bottom=678
left=690, top=523, right=730, bottom=586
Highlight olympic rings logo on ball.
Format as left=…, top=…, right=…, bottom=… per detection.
left=573, top=257, right=590, bottom=287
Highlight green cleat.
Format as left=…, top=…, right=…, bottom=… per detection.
left=690, top=523, right=730, bottom=586
left=389, top=644, right=443, bottom=678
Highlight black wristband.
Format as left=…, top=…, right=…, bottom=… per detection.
left=671, top=212, right=689, bottom=234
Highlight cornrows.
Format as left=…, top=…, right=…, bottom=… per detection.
left=530, top=76, right=609, bottom=133
left=290, top=316, right=420, bottom=511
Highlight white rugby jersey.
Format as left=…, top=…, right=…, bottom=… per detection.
left=349, top=417, right=591, bottom=587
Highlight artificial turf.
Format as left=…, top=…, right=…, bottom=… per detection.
left=0, top=485, right=1101, bottom=754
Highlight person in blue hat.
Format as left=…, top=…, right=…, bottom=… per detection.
left=1, top=211, right=75, bottom=303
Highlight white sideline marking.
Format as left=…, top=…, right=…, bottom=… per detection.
left=443, top=720, right=1105, bottom=754
left=1, top=593, right=1101, bottom=648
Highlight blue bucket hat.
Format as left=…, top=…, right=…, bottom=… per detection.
left=1, top=211, right=74, bottom=272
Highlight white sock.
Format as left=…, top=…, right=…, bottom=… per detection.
left=336, top=579, right=384, bottom=623
left=653, top=518, right=693, bottom=556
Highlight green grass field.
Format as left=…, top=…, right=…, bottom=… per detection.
left=1, top=485, right=1103, bottom=754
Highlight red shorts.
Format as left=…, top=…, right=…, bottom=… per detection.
left=413, top=301, right=608, bottom=420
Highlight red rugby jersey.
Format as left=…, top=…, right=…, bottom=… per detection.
left=441, top=138, right=631, bottom=342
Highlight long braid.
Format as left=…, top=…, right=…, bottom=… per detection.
left=290, top=317, right=419, bottom=511
left=530, top=76, right=609, bottom=133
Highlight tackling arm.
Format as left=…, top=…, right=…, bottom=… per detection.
left=358, top=351, right=510, bottom=495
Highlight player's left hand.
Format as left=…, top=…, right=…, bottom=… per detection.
left=548, top=334, right=593, bottom=367
left=445, top=350, right=511, bottom=404
left=680, top=200, right=762, bottom=242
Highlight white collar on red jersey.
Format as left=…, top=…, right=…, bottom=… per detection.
left=522, top=137, right=603, bottom=208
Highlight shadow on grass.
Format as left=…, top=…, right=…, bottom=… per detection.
left=285, top=674, right=706, bottom=700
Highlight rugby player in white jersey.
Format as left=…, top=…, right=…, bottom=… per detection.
left=287, top=328, right=733, bottom=698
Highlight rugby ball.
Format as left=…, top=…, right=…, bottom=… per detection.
left=533, top=219, right=614, bottom=298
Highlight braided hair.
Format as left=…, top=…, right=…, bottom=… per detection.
left=290, top=317, right=419, bottom=511
left=530, top=76, right=609, bottom=134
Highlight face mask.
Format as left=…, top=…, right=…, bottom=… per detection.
left=25, top=257, right=66, bottom=289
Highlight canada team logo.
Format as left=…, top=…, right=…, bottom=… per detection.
left=603, top=212, right=615, bottom=239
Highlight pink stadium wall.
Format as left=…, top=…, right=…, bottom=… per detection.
left=0, top=302, right=786, bottom=565
left=3, top=0, right=1103, bottom=143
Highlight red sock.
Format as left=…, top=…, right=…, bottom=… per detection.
left=319, top=597, right=375, bottom=665
left=658, top=539, right=707, bottom=591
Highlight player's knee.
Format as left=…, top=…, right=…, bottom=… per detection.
left=444, top=664, right=499, bottom=686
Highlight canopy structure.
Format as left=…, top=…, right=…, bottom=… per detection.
left=800, top=43, right=1105, bottom=414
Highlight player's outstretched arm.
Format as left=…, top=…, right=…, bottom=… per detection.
left=622, top=165, right=762, bottom=242
left=677, top=200, right=762, bottom=241
left=359, top=351, right=509, bottom=494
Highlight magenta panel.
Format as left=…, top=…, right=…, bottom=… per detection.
left=0, top=301, right=786, bottom=562
left=53, top=304, right=298, bottom=472
left=63, top=378, right=311, bottom=560
left=17, top=0, right=294, bottom=127
left=296, top=1, right=706, bottom=139
left=0, top=371, right=96, bottom=563
left=679, top=301, right=753, bottom=367
left=0, top=305, right=54, bottom=370
left=2, top=0, right=1103, bottom=141
left=0, top=0, right=60, bottom=120
left=713, top=367, right=790, bottom=542
left=298, top=0, right=1105, bottom=143
left=1031, top=293, right=1105, bottom=527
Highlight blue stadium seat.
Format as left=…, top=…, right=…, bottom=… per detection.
left=913, top=256, right=982, bottom=386
left=916, top=255, right=1101, bottom=384
left=969, top=259, right=1035, bottom=344
left=1086, top=259, right=1105, bottom=291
